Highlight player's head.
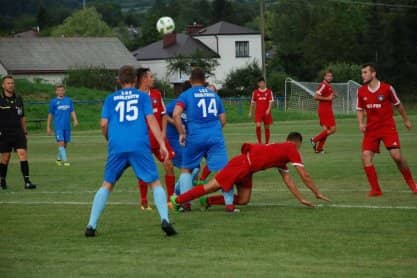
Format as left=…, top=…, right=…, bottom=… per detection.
left=118, top=65, right=137, bottom=87
left=190, top=67, right=206, bottom=85
left=361, top=63, right=377, bottom=85
left=257, top=77, right=266, bottom=89
left=286, top=132, right=303, bottom=149
left=2, top=75, right=15, bottom=94
left=207, top=84, right=217, bottom=92
left=136, top=67, right=154, bottom=89
left=55, top=84, right=65, bottom=98
left=323, top=69, right=333, bottom=83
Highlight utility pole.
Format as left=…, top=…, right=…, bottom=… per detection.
left=260, top=0, right=266, bottom=81
left=82, top=0, right=86, bottom=9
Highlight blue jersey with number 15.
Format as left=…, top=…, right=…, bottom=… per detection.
left=101, top=87, right=153, bottom=154
left=176, top=86, right=224, bottom=133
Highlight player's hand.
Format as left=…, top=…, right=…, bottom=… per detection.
left=359, top=123, right=366, bottom=133
left=300, top=199, right=314, bottom=208
left=179, top=133, right=186, bottom=146
left=404, top=119, right=412, bottom=130
left=248, top=112, right=252, bottom=118
left=265, top=110, right=270, bottom=115
left=47, top=127, right=52, bottom=136
left=73, top=120, right=79, bottom=127
left=159, top=143, right=169, bottom=162
left=316, top=193, right=331, bottom=202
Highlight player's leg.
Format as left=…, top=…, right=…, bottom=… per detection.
left=255, top=122, right=262, bottom=143
left=362, top=146, right=382, bottom=196
left=174, top=178, right=222, bottom=204
left=85, top=181, right=113, bottom=236
left=162, top=142, right=176, bottom=202
left=263, top=113, right=272, bottom=144
left=137, top=180, right=150, bottom=210
left=62, top=130, right=71, bottom=166
left=388, top=148, right=417, bottom=193
left=0, top=151, right=11, bottom=189
left=316, top=125, right=336, bottom=153
left=199, top=164, right=211, bottom=182
left=16, top=148, right=36, bottom=189
left=55, top=130, right=67, bottom=165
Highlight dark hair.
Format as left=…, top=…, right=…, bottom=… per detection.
left=361, top=63, right=377, bottom=72
left=286, top=132, right=303, bottom=143
left=323, top=69, right=333, bottom=75
left=136, top=67, right=150, bottom=86
left=55, top=84, right=65, bottom=89
left=190, top=67, right=205, bottom=83
left=257, top=77, right=265, bottom=83
left=2, top=75, right=13, bottom=82
left=118, top=65, right=136, bottom=85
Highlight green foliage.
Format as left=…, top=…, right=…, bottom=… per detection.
left=220, top=62, right=262, bottom=97
left=167, top=51, right=219, bottom=79
left=64, top=67, right=117, bottom=92
left=51, top=7, right=115, bottom=37
left=267, top=71, right=288, bottom=96
left=318, top=63, right=361, bottom=83
left=91, top=2, right=123, bottom=27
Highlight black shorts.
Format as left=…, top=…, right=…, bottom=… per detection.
left=0, top=129, right=27, bottom=153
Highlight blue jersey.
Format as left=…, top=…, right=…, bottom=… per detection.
left=101, top=88, right=153, bottom=154
left=48, top=96, right=74, bottom=130
left=165, top=99, right=188, bottom=140
left=176, top=86, right=224, bottom=134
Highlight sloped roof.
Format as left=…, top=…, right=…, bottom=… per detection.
left=195, top=21, right=259, bottom=36
left=132, top=33, right=219, bottom=61
left=0, top=37, right=138, bottom=73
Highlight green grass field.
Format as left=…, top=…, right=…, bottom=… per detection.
left=1, top=117, right=417, bottom=277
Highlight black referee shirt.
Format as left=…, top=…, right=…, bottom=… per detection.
left=0, top=91, right=25, bottom=130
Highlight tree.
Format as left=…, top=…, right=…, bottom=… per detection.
left=167, top=51, right=219, bottom=80
left=51, top=7, right=114, bottom=37
left=220, top=62, right=262, bottom=97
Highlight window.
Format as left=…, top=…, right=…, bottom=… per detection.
left=235, top=41, right=249, bottom=57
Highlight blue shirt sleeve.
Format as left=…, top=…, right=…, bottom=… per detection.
left=69, top=98, right=74, bottom=112
left=101, top=96, right=111, bottom=120
left=141, top=93, right=154, bottom=117
left=176, top=92, right=187, bottom=110
left=48, top=99, right=55, bottom=115
left=217, top=96, right=225, bottom=114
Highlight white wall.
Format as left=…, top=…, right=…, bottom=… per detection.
left=14, top=74, right=66, bottom=85
left=0, top=63, right=7, bottom=76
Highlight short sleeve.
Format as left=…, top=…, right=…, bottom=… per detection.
left=217, top=96, right=225, bottom=114
left=101, top=96, right=111, bottom=120
left=251, top=91, right=256, bottom=103
left=48, top=99, right=55, bottom=114
left=389, top=86, right=401, bottom=106
left=69, top=98, right=74, bottom=112
left=268, top=90, right=274, bottom=102
left=176, top=92, right=187, bottom=110
left=17, top=95, right=25, bottom=117
left=316, top=84, right=326, bottom=95
left=141, top=93, right=154, bottom=117
left=160, top=97, right=167, bottom=115
left=356, top=89, right=364, bottom=110
left=289, top=145, right=303, bottom=167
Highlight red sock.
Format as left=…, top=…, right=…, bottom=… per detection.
left=165, top=175, right=175, bottom=200
left=200, top=165, right=211, bottom=181
left=208, top=195, right=239, bottom=206
left=400, top=167, right=417, bottom=192
left=138, top=180, right=148, bottom=203
left=313, top=130, right=328, bottom=143
left=364, top=165, right=381, bottom=193
left=265, top=128, right=270, bottom=144
left=176, top=185, right=206, bottom=204
left=316, top=137, right=327, bottom=152
left=256, top=126, right=262, bottom=143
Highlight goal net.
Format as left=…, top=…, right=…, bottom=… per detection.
left=284, top=78, right=360, bottom=114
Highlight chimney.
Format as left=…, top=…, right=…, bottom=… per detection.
left=163, top=32, right=177, bottom=48
left=186, top=22, right=204, bottom=35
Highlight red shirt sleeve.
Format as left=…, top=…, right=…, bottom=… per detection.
left=288, top=145, right=303, bottom=167
left=251, top=91, right=257, bottom=103
left=267, top=89, right=274, bottom=102
left=356, top=89, right=364, bottom=110
left=388, top=86, right=401, bottom=106
left=316, top=83, right=326, bottom=95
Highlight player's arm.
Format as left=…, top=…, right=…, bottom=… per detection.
left=266, top=91, right=274, bottom=115
left=147, top=115, right=168, bottom=161
left=100, top=118, right=108, bottom=141
left=161, top=114, right=168, bottom=138
left=248, top=92, right=255, bottom=117
left=47, top=113, right=53, bottom=135
left=173, top=104, right=186, bottom=145
left=294, top=165, right=330, bottom=201
left=313, top=92, right=334, bottom=101
left=20, top=116, right=27, bottom=136
left=396, top=103, right=412, bottom=130
left=278, top=170, right=314, bottom=207
left=71, top=111, right=79, bottom=127
left=356, top=109, right=366, bottom=133
left=219, top=113, right=226, bottom=127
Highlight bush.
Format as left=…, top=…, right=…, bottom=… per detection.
left=220, top=62, right=262, bottom=97
left=267, top=71, right=288, bottom=96
left=318, top=63, right=361, bottom=83
left=65, top=67, right=117, bottom=91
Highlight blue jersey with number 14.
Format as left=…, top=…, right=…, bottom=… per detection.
left=101, top=87, right=153, bottom=154
left=176, top=86, right=224, bottom=133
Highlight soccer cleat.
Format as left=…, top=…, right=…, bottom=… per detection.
left=24, top=182, right=37, bottom=190
left=167, top=201, right=174, bottom=210
left=140, top=201, right=152, bottom=211
left=85, top=226, right=96, bottom=237
left=178, top=204, right=191, bottom=213
left=170, top=195, right=180, bottom=211
left=161, top=219, right=177, bottom=236
left=310, top=138, right=317, bottom=152
left=315, top=150, right=325, bottom=154
left=368, top=190, right=383, bottom=197
left=199, top=196, right=210, bottom=211
left=225, top=205, right=240, bottom=213
left=63, top=162, right=71, bottom=166
left=56, top=160, right=62, bottom=166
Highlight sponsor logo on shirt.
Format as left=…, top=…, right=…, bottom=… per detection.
left=366, top=104, right=382, bottom=109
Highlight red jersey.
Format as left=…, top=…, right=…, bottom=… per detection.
left=316, top=81, right=334, bottom=111
left=241, top=142, right=303, bottom=172
left=356, top=81, right=400, bottom=130
left=251, top=88, right=274, bottom=114
left=146, top=88, right=167, bottom=148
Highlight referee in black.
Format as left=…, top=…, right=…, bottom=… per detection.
left=0, top=75, right=36, bottom=189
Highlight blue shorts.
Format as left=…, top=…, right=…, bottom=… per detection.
left=181, top=134, right=228, bottom=171
left=167, top=136, right=183, bottom=168
left=103, top=150, right=159, bottom=184
left=55, top=129, right=71, bottom=143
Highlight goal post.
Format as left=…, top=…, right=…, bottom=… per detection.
left=284, top=78, right=361, bottom=114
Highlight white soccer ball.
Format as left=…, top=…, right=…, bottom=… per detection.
left=156, top=16, right=175, bottom=35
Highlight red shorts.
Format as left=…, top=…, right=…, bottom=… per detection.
left=255, top=112, right=273, bottom=125
left=318, top=109, right=335, bottom=127
left=362, top=127, right=400, bottom=153
left=151, top=138, right=176, bottom=162
left=215, top=154, right=253, bottom=192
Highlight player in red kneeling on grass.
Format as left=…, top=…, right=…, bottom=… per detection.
left=356, top=63, right=417, bottom=197
left=171, top=132, right=330, bottom=212
left=310, top=69, right=337, bottom=154
left=248, top=77, right=274, bottom=144
left=136, top=68, right=176, bottom=210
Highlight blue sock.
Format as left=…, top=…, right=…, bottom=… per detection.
left=58, top=146, right=68, bottom=162
left=57, top=150, right=61, bottom=161
left=223, top=189, right=235, bottom=206
left=179, top=172, right=193, bottom=194
left=191, top=167, right=200, bottom=183
left=174, top=181, right=180, bottom=195
left=153, top=185, right=169, bottom=222
left=87, top=187, right=110, bottom=229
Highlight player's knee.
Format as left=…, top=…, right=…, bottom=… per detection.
left=329, top=126, right=336, bottom=134
left=16, top=149, right=27, bottom=160
left=1, top=153, right=11, bottom=164
left=361, top=152, right=372, bottom=164
left=237, top=199, right=249, bottom=205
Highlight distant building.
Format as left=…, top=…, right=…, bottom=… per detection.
left=132, top=21, right=262, bottom=88
left=0, top=37, right=139, bottom=84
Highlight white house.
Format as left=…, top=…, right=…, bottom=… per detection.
left=0, top=37, right=139, bottom=84
left=132, top=21, right=262, bottom=88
